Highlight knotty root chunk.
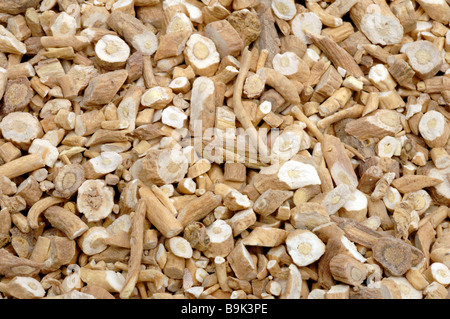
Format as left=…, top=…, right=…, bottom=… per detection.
left=77, top=180, right=115, bottom=222
left=183, top=222, right=210, bottom=251
left=372, top=236, right=413, bottom=276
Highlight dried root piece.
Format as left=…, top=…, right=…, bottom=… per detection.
left=359, top=11, right=403, bottom=46
left=418, top=110, right=450, bottom=148
left=376, top=136, right=400, bottom=158
left=286, top=229, right=326, bottom=267
left=391, top=175, right=443, bottom=194
left=430, top=148, right=450, bottom=169
left=322, top=134, right=358, bottom=187
left=167, top=236, right=193, bottom=259
left=120, top=199, right=146, bottom=299
left=306, top=1, right=343, bottom=27
left=0, top=25, right=26, bottom=54
left=204, top=19, right=244, bottom=58
left=95, top=34, right=130, bottom=70
left=53, top=164, right=86, bottom=199
left=0, top=111, right=43, bottom=148
left=44, top=206, right=88, bottom=240
left=107, top=11, right=158, bottom=56
left=0, top=276, right=45, bottom=299
left=189, top=76, right=216, bottom=135
left=141, top=86, right=173, bottom=109
left=141, top=149, right=189, bottom=186
left=368, top=64, right=397, bottom=92
left=271, top=0, right=296, bottom=21
left=403, top=40, right=442, bottom=79
left=277, top=159, right=322, bottom=190
left=184, top=33, right=220, bottom=76
left=227, top=9, right=261, bottom=47
left=139, top=185, right=184, bottom=239
left=372, top=236, right=414, bottom=276
left=307, top=32, right=364, bottom=78
left=291, top=12, right=322, bottom=45
left=27, top=196, right=65, bottom=230
left=271, top=51, right=310, bottom=83
left=425, top=262, right=450, bottom=286
left=82, top=69, right=128, bottom=106
left=291, top=202, right=330, bottom=230
left=183, top=222, right=210, bottom=251
left=3, top=77, right=33, bottom=115
left=77, top=179, right=114, bottom=222
left=204, top=219, right=233, bottom=258
left=223, top=189, right=252, bottom=211
left=80, top=268, right=125, bottom=293
left=78, top=226, right=109, bottom=256
left=253, top=189, right=293, bottom=217
left=227, top=242, right=257, bottom=281
left=84, top=151, right=123, bottom=179
left=345, top=109, right=402, bottom=140
left=28, top=138, right=58, bottom=167
left=242, top=227, right=288, bottom=247
left=416, top=0, right=450, bottom=25
left=329, top=253, right=368, bottom=286
left=271, top=124, right=311, bottom=161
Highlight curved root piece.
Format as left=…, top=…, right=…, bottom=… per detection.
left=27, top=196, right=65, bottom=229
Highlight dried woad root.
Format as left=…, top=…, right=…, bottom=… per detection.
left=0, top=0, right=449, bottom=301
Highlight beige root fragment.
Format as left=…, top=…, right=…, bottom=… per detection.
left=233, top=47, right=269, bottom=160
left=120, top=199, right=146, bottom=299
